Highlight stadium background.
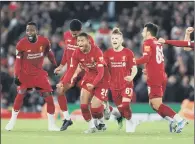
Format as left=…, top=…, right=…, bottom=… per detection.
left=1, top=2, right=194, bottom=119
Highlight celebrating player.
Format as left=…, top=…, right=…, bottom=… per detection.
left=104, top=28, right=138, bottom=133
left=136, top=22, right=188, bottom=133
left=5, top=22, right=59, bottom=131
left=158, top=27, right=194, bottom=50
left=57, top=32, right=110, bottom=133
left=54, top=19, right=110, bottom=131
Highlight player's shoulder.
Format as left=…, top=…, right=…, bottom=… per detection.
left=123, top=48, right=134, bottom=57
left=64, top=31, right=71, bottom=38
left=16, top=37, right=27, bottom=50
left=124, top=48, right=133, bottom=53
left=104, top=48, right=112, bottom=55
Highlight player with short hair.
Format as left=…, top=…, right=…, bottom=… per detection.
left=104, top=27, right=138, bottom=132
left=54, top=19, right=110, bottom=131
left=136, top=22, right=188, bottom=133
left=158, top=27, right=194, bottom=50
left=57, top=32, right=110, bottom=133
left=5, top=22, right=59, bottom=131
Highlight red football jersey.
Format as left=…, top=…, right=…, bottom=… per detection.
left=63, top=43, right=110, bottom=87
left=142, top=38, right=166, bottom=84
left=104, top=48, right=135, bottom=90
left=61, top=31, right=94, bottom=69
left=16, top=35, right=51, bottom=76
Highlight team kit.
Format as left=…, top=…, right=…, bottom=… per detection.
left=5, top=19, right=194, bottom=134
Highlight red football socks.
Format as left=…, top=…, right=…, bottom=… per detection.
left=44, top=96, right=55, bottom=114
left=157, top=104, right=176, bottom=118
left=58, top=95, right=68, bottom=111
left=122, top=102, right=132, bottom=120
left=13, top=94, right=25, bottom=111
left=91, top=105, right=104, bottom=119
left=109, top=106, right=113, bottom=112
left=80, top=104, right=92, bottom=121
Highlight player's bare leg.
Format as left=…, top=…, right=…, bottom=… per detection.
left=91, top=96, right=106, bottom=131
left=150, top=98, right=188, bottom=133
left=56, top=82, right=73, bottom=131
left=5, top=89, right=26, bottom=131
left=80, top=88, right=96, bottom=133
left=42, top=92, right=60, bottom=131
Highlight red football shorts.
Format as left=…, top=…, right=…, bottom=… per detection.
left=147, top=76, right=167, bottom=99
left=111, top=86, right=133, bottom=106
left=18, top=71, right=52, bottom=92
left=81, top=81, right=109, bottom=101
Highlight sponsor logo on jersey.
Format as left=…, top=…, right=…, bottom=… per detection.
left=27, top=52, right=43, bottom=59
left=67, top=39, right=71, bottom=42
left=27, top=50, right=31, bottom=52
left=111, top=62, right=126, bottom=67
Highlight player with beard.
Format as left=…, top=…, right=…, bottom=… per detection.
left=5, top=22, right=59, bottom=131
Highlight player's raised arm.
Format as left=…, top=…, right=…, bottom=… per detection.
left=184, top=27, right=194, bottom=50
left=136, top=43, right=152, bottom=65
left=45, top=39, right=57, bottom=67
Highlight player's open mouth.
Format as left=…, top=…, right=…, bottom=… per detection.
left=113, top=42, right=117, bottom=45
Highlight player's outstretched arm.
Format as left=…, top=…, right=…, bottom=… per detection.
left=62, top=52, right=79, bottom=85
left=158, top=38, right=194, bottom=49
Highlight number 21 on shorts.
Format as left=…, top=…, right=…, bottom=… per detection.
left=101, top=89, right=108, bottom=96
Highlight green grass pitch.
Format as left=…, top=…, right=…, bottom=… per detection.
left=1, top=119, right=194, bottom=144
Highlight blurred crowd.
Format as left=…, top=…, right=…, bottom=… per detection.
left=1, top=1, right=194, bottom=112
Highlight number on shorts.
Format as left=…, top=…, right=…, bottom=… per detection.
left=101, top=89, right=108, bottom=96
left=125, top=88, right=132, bottom=95
left=156, top=45, right=164, bottom=64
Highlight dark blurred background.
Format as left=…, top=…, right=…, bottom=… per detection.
left=1, top=1, right=194, bottom=112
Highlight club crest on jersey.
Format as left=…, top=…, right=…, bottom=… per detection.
left=122, top=56, right=126, bottom=61
left=144, top=46, right=150, bottom=52
left=40, top=46, right=43, bottom=52
left=99, top=57, right=104, bottom=62
left=91, top=57, right=94, bottom=62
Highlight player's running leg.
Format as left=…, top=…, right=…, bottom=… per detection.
left=121, top=97, right=138, bottom=133
left=42, top=92, right=60, bottom=131
left=5, top=88, right=26, bottom=131
left=91, top=96, right=106, bottom=131
left=150, top=97, right=188, bottom=133
left=80, top=88, right=96, bottom=133
left=103, top=100, right=111, bottom=120
left=56, top=82, right=73, bottom=131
